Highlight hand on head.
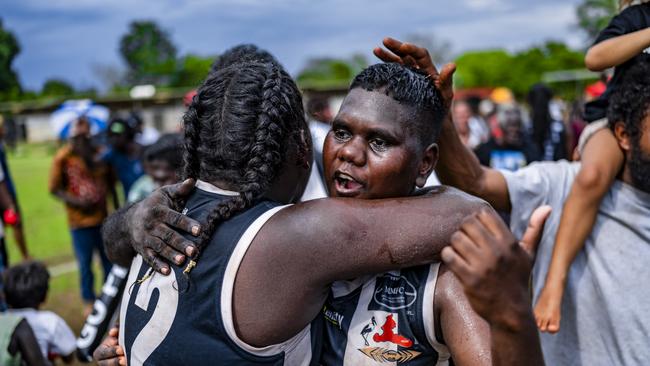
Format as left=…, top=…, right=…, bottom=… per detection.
left=374, top=37, right=456, bottom=109
left=442, top=206, right=551, bottom=331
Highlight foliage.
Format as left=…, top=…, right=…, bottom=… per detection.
left=119, top=20, right=178, bottom=85
left=576, top=0, right=618, bottom=42
left=296, top=54, right=368, bottom=89
left=41, top=79, right=74, bottom=97
left=454, top=41, right=589, bottom=98
left=170, top=53, right=214, bottom=88
left=0, top=19, right=22, bottom=101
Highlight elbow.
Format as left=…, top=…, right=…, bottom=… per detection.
left=575, top=164, right=612, bottom=194
left=584, top=49, right=606, bottom=72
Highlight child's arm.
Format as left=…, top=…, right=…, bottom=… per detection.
left=535, top=128, right=624, bottom=332
left=585, top=27, right=650, bottom=71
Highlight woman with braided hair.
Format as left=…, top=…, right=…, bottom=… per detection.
left=107, top=54, right=542, bottom=365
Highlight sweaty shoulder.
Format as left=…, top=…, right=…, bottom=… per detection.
left=418, top=185, right=492, bottom=214
left=53, top=145, right=73, bottom=161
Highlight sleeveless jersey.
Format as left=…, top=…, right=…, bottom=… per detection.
left=119, top=180, right=321, bottom=365
left=321, top=264, right=450, bottom=365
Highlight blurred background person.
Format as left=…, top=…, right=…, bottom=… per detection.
left=528, top=83, right=569, bottom=161
left=474, top=105, right=541, bottom=171
left=127, top=133, right=183, bottom=203
left=0, top=116, right=30, bottom=265
left=49, top=117, right=115, bottom=316
left=101, top=117, right=144, bottom=203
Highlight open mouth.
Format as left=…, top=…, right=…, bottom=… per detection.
left=334, top=171, right=364, bottom=195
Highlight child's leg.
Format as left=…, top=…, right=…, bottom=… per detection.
left=534, top=128, right=623, bottom=333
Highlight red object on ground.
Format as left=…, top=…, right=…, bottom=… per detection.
left=3, top=208, right=19, bottom=225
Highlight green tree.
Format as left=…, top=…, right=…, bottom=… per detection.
left=170, top=54, right=214, bottom=88
left=0, top=19, right=21, bottom=101
left=454, top=41, right=587, bottom=98
left=576, top=0, right=618, bottom=42
left=119, top=20, right=177, bottom=85
left=296, top=54, right=368, bottom=90
left=41, top=79, right=74, bottom=96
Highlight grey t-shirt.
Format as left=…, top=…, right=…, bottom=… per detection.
left=502, top=160, right=650, bottom=366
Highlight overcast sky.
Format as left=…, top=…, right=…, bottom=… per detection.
left=4, top=0, right=587, bottom=91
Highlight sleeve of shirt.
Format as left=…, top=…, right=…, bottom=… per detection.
left=594, top=5, right=645, bottom=45
left=500, top=161, right=576, bottom=239
left=49, top=314, right=77, bottom=356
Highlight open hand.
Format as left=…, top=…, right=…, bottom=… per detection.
left=442, top=206, right=551, bottom=331
left=374, top=37, right=456, bottom=109
left=127, top=179, right=202, bottom=275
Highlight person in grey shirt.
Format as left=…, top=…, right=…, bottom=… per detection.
left=437, top=59, right=650, bottom=365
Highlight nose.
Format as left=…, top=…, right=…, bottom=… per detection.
left=338, top=136, right=366, bottom=166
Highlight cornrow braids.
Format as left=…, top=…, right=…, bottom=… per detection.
left=179, top=60, right=308, bottom=273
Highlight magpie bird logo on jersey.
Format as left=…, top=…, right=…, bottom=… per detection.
left=371, top=273, right=417, bottom=311
left=358, top=314, right=421, bottom=363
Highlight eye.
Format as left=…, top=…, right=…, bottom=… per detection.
left=369, top=138, right=389, bottom=152
left=333, top=128, right=351, bottom=142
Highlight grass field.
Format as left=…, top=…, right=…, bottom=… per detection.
left=5, top=142, right=108, bottom=365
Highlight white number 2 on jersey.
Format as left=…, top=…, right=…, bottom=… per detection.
left=119, top=255, right=179, bottom=366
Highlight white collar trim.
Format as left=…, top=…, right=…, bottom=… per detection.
left=195, top=179, right=240, bottom=196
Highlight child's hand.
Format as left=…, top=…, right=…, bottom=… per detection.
left=373, top=37, right=456, bottom=109
left=93, top=327, right=126, bottom=366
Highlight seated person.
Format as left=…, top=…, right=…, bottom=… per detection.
left=0, top=313, right=47, bottom=366
left=4, top=261, right=76, bottom=364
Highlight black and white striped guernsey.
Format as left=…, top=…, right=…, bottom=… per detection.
left=119, top=180, right=320, bottom=366
left=321, top=264, right=450, bottom=365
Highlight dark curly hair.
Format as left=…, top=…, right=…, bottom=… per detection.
left=210, top=44, right=279, bottom=74
left=608, top=59, right=650, bottom=144
left=350, top=63, right=445, bottom=146
left=3, top=261, right=50, bottom=309
left=182, top=60, right=308, bottom=265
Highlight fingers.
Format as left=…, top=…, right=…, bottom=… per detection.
left=162, top=179, right=196, bottom=200
left=449, top=231, right=482, bottom=263
left=441, top=246, right=473, bottom=284
left=459, top=214, right=494, bottom=250
left=475, top=208, right=509, bottom=238
left=142, top=248, right=170, bottom=275
left=145, top=235, right=185, bottom=266
left=149, top=223, right=198, bottom=257
left=373, top=47, right=402, bottom=64
left=159, top=206, right=201, bottom=237
left=520, top=205, right=552, bottom=259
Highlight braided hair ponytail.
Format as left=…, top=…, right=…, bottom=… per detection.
left=180, top=60, right=308, bottom=272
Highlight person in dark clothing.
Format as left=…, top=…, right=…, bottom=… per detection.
left=474, top=106, right=540, bottom=171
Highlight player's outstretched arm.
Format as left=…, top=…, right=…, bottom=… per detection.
left=231, top=189, right=491, bottom=346
left=442, top=206, right=551, bottom=366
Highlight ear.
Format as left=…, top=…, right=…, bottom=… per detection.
left=415, top=143, right=438, bottom=188
left=613, top=121, right=631, bottom=153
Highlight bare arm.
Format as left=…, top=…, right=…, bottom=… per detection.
left=436, top=266, right=491, bottom=366
left=585, top=27, right=650, bottom=71
left=233, top=188, right=491, bottom=346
